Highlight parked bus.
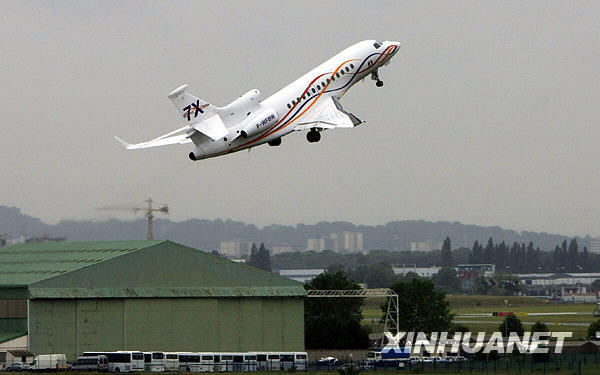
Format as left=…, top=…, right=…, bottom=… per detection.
left=72, top=355, right=108, bottom=372
left=83, top=351, right=144, bottom=373
left=253, top=352, right=282, bottom=371
left=164, top=353, right=180, bottom=372
left=220, top=353, right=257, bottom=372
left=143, top=352, right=165, bottom=372
left=280, top=352, right=308, bottom=371
left=179, top=353, right=225, bottom=373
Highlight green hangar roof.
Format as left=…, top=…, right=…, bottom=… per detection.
left=0, top=240, right=305, bottom=299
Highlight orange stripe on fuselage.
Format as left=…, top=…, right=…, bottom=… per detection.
left=230, top=58, right=359, bottom=152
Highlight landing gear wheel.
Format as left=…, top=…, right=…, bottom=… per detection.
left=306, top=130, right=321, bottom=143
left=376, top=80, right=384, bottom=87
left=268, top=138, right=282, bottom=146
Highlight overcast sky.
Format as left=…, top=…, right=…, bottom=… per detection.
left=1, top=1, right=599, bottom=236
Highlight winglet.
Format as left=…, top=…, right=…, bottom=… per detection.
left=168, top=84, right=188, bottom=98
left=114, top=136, right=133, bottom=149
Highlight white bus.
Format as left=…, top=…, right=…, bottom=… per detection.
left=83, top=351, right=144, bottom=373
left=72, top=355, right=109, bottom=372
left=218, top=353, right=254, bottom=372
left=254, top=353, right=280, bottom=371
left=178, top=353, right=200, bottom=372
left=178, top=353, right=224, bottom=373
left=164, top=353, right=180, bottom=372
left=143, top=352, right=165, bottom=372
left=280, top=352, right=308, bottom=371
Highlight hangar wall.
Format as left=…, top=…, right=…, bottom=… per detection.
left=30, top=297, right=303, bottom=360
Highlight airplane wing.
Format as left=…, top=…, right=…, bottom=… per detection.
left=115, top=115, right=228, bottom=150
left=294, top=96, right=363, bottom=131
left=114, top=126, right=193, bottom=150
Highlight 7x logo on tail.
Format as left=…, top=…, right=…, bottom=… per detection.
left=183, top=100, right=209, bottom=121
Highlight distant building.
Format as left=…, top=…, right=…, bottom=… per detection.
left=306, top=238, right=333, bottom=252
left=0, top=240, right=305, bottom=361
left=0, top=235, right=65, bottom=248
left=590, top=239, right=600, bottom=254
left=330, top=232, right=364, bottom=253
left=219, top=240, right=252, bottom=258
left=271, top=244, right=304, bottom=255
left=392, top=264, right=441, bottom=278
left=279, top=269, right=325, bottom=283
left=457, top=264, right=496, bottom=290
left=517, top=272, right=600, bottom=297
left=410, top=240, right=442, bottom=252
left=561, top=286, right=597, bottom=302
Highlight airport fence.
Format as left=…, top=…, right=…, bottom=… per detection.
left=311, top=352, right=600, bottom=374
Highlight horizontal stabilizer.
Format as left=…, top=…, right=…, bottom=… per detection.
left=193, top=115, right=228, bottom=140
left=114, top=132, right=192, bottom=150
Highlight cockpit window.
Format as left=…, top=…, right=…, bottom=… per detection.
left=373, top=42, right=382, bottom=49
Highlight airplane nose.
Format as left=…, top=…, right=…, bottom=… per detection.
left=384, top=41, right=401, bottom=56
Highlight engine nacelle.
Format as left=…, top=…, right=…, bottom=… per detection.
left=223, top=89, right=262, bottom=113
left=240, top=109, right=278, bottom=138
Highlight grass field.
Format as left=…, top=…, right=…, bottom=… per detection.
left=361, top=295, right=599, bottom=340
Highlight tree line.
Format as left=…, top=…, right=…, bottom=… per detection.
left=465, top=237, right=590, bottom=273
left=272, top=237, right=597, bottom=274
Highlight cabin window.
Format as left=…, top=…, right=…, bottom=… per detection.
left=302, top=94, right=305, bottom=100
left=307, top=91, right=311, bottom=96
left=341, top=70, right=345, bottom=75
left=287, top=103, right=291, bottom=109
left=292, top=100, right=295, bottom=105
left=336, top=72, right=340, bottom=78
left=331, top=76, right=335, bottom=81
left=297, top=97, right=300, bottom=102
left=350, top=63, right=354, bottom=69
left=317, top=85, right=321, bottom=90
left=312, top=88, right=316, bottom=93
left=345, top=67, right=349, bottom=72
left=321, top=81, right=325, bottom=87
left=326, top=78, right=330, bottom=83
left=374, top=42, right=382, bottom=49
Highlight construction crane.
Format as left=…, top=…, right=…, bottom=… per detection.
left=99, top=198, right=168, bottom=240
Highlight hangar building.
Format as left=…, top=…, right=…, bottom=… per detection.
left=0, top=240, right=305, bottom=361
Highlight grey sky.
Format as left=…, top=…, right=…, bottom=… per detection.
left=1, top=1, right=599, bottom=236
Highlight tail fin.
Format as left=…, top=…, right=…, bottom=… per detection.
left=168, top=84, right=216, bottom=125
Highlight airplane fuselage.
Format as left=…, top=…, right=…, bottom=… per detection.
left=191, top=40, right=400, bottom=160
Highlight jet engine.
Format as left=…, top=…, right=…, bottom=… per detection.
left=239, top=109, right=279, bottom=138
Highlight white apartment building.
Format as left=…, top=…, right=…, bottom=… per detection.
left=219, top=240, right=252, bottom=258
left=330, top=231, right=364, bottom=253
left=410, top=240, right=442, bottom=252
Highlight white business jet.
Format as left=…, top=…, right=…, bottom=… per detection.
left=115, top=40, right=401, bottom=160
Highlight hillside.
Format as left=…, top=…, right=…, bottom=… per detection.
left=0, top=205, right=592, bottom=252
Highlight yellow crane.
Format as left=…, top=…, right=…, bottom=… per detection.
left=99, top=198, right=168, bottom=240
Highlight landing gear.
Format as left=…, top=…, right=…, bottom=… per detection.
left=306, top=130, right=321, bottom=143
left=268, top=138, right=282, bottom=147
left=371, top=70, right=383, bottom=87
